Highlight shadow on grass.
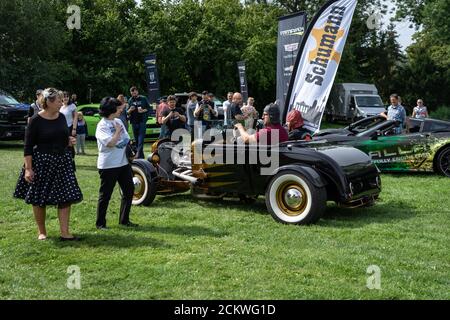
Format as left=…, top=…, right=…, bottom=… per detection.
left=321, top=200, right=416, bottom=227
left=0, top=141, right=24, bottom=149
left=131, top=224, right=229, bottom=238
left=153, top=193, right=268, bottom=214
left=381, top=172, right=448, bottom=180
left=52, top=233, right=169, bottom=249
left=152, top=193, right=417, bottom=227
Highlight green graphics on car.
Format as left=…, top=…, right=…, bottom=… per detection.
left=311, top=116, right=450, bottom=177
left=77, top=104, right=161, bottom=142
left=358, top=134, right=450, bottom=173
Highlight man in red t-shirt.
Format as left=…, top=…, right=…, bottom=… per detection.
left=234, top=103, right=288, bottom=145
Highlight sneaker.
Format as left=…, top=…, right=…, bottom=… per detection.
left=96, top=225, right=108, bottom=230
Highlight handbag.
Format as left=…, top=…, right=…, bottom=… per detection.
left=126, top=140, right=137, bottom=163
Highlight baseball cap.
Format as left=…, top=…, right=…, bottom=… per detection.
left=263, top=103, right=281, bottom=125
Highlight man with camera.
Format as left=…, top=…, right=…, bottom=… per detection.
left=194, top=91, right=218, bottom=134
left=161, top=95, right=187, bottom=138
left=127, top=86, right=150, bottom=159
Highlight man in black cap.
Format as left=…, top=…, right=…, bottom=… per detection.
left=234, top=103, right=288, bottom=144
left=28, top=89, right=43, bottom=124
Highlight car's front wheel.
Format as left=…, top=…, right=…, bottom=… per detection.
left=131, top=162, right=157, bottom=206
left=434, top=146, right=450, bottom=177
left=265, top=171, right=326, bottom=224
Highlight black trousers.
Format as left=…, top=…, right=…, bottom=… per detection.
left=96, top=164, right=134, bottom=227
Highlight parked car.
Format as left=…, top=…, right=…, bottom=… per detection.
left=77, top=104, right=160, bottom=141
left=0, top=90, right=29, bottom=141
left=312, top=116, right=450, bottom=177
left=129, top=125, right=381, bottom=225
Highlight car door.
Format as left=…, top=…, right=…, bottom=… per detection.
left=195, top=133, right=268, bottom=195
left=356, top=122, right=432, bottom=172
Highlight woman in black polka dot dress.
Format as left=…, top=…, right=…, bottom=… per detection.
left=14, top=88, right=83, bottom=241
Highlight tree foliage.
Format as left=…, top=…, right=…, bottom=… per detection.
left=0, top=0, right=447, bottom=112
left=393, top=0, right=450, bottom=110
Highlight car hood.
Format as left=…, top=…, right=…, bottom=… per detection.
left=0, top=103, right=30, bottom=111
left=287, top=141, right=376, bottom=177
left=317, top=146, right=377, bottom=177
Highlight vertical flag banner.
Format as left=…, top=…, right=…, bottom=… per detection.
left=276, top=12, right=307, bottom=111
left=144, top=54, right=160, bottom=105
left=284, top=0, right=358, bottom=133
left=237, top=61, right=249, bottom=102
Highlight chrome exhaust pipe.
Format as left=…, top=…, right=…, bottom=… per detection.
left=172, top=169, right=198, bottom=184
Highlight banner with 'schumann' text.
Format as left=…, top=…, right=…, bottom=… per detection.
left=284, top=0, right=358, bottom=133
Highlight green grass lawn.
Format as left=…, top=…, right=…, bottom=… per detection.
left=0, top=138, right=449, bottom=300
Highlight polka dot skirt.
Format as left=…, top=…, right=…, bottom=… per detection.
left=13, top=151, right=83, bottom=207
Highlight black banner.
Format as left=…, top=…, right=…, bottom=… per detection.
left=276, top=12, right=307, bottom=110
left=144, top=54, right=160, bottom=105
left=237, top=61, right=249, bottom=102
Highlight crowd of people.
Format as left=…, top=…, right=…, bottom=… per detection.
left=15, top=85, right=306, bottom=241
left=14, top=86, right=431, bottom=241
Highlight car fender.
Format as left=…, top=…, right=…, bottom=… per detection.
left=132, top=159, right=157, bottom=179
left=270, top=165, right=326, bottom=188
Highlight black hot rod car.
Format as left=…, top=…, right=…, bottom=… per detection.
left=129, top=127, right=381, bottom=225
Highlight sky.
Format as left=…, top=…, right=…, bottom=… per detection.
left=382, top=0, right=416, bottom=51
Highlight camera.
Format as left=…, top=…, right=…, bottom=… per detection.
left=256, top=119, right=265, bottom=131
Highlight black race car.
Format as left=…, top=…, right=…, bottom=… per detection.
left=130, top=125, right=381, bottom=225
left=312, top=116, right=450, bottom=176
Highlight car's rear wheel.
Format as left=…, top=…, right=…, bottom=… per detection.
left=265, top=171, right=326, bottom=225
left=434, top=146, right=450, bottom=177
left=131, top=162, right=157, bottom=206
